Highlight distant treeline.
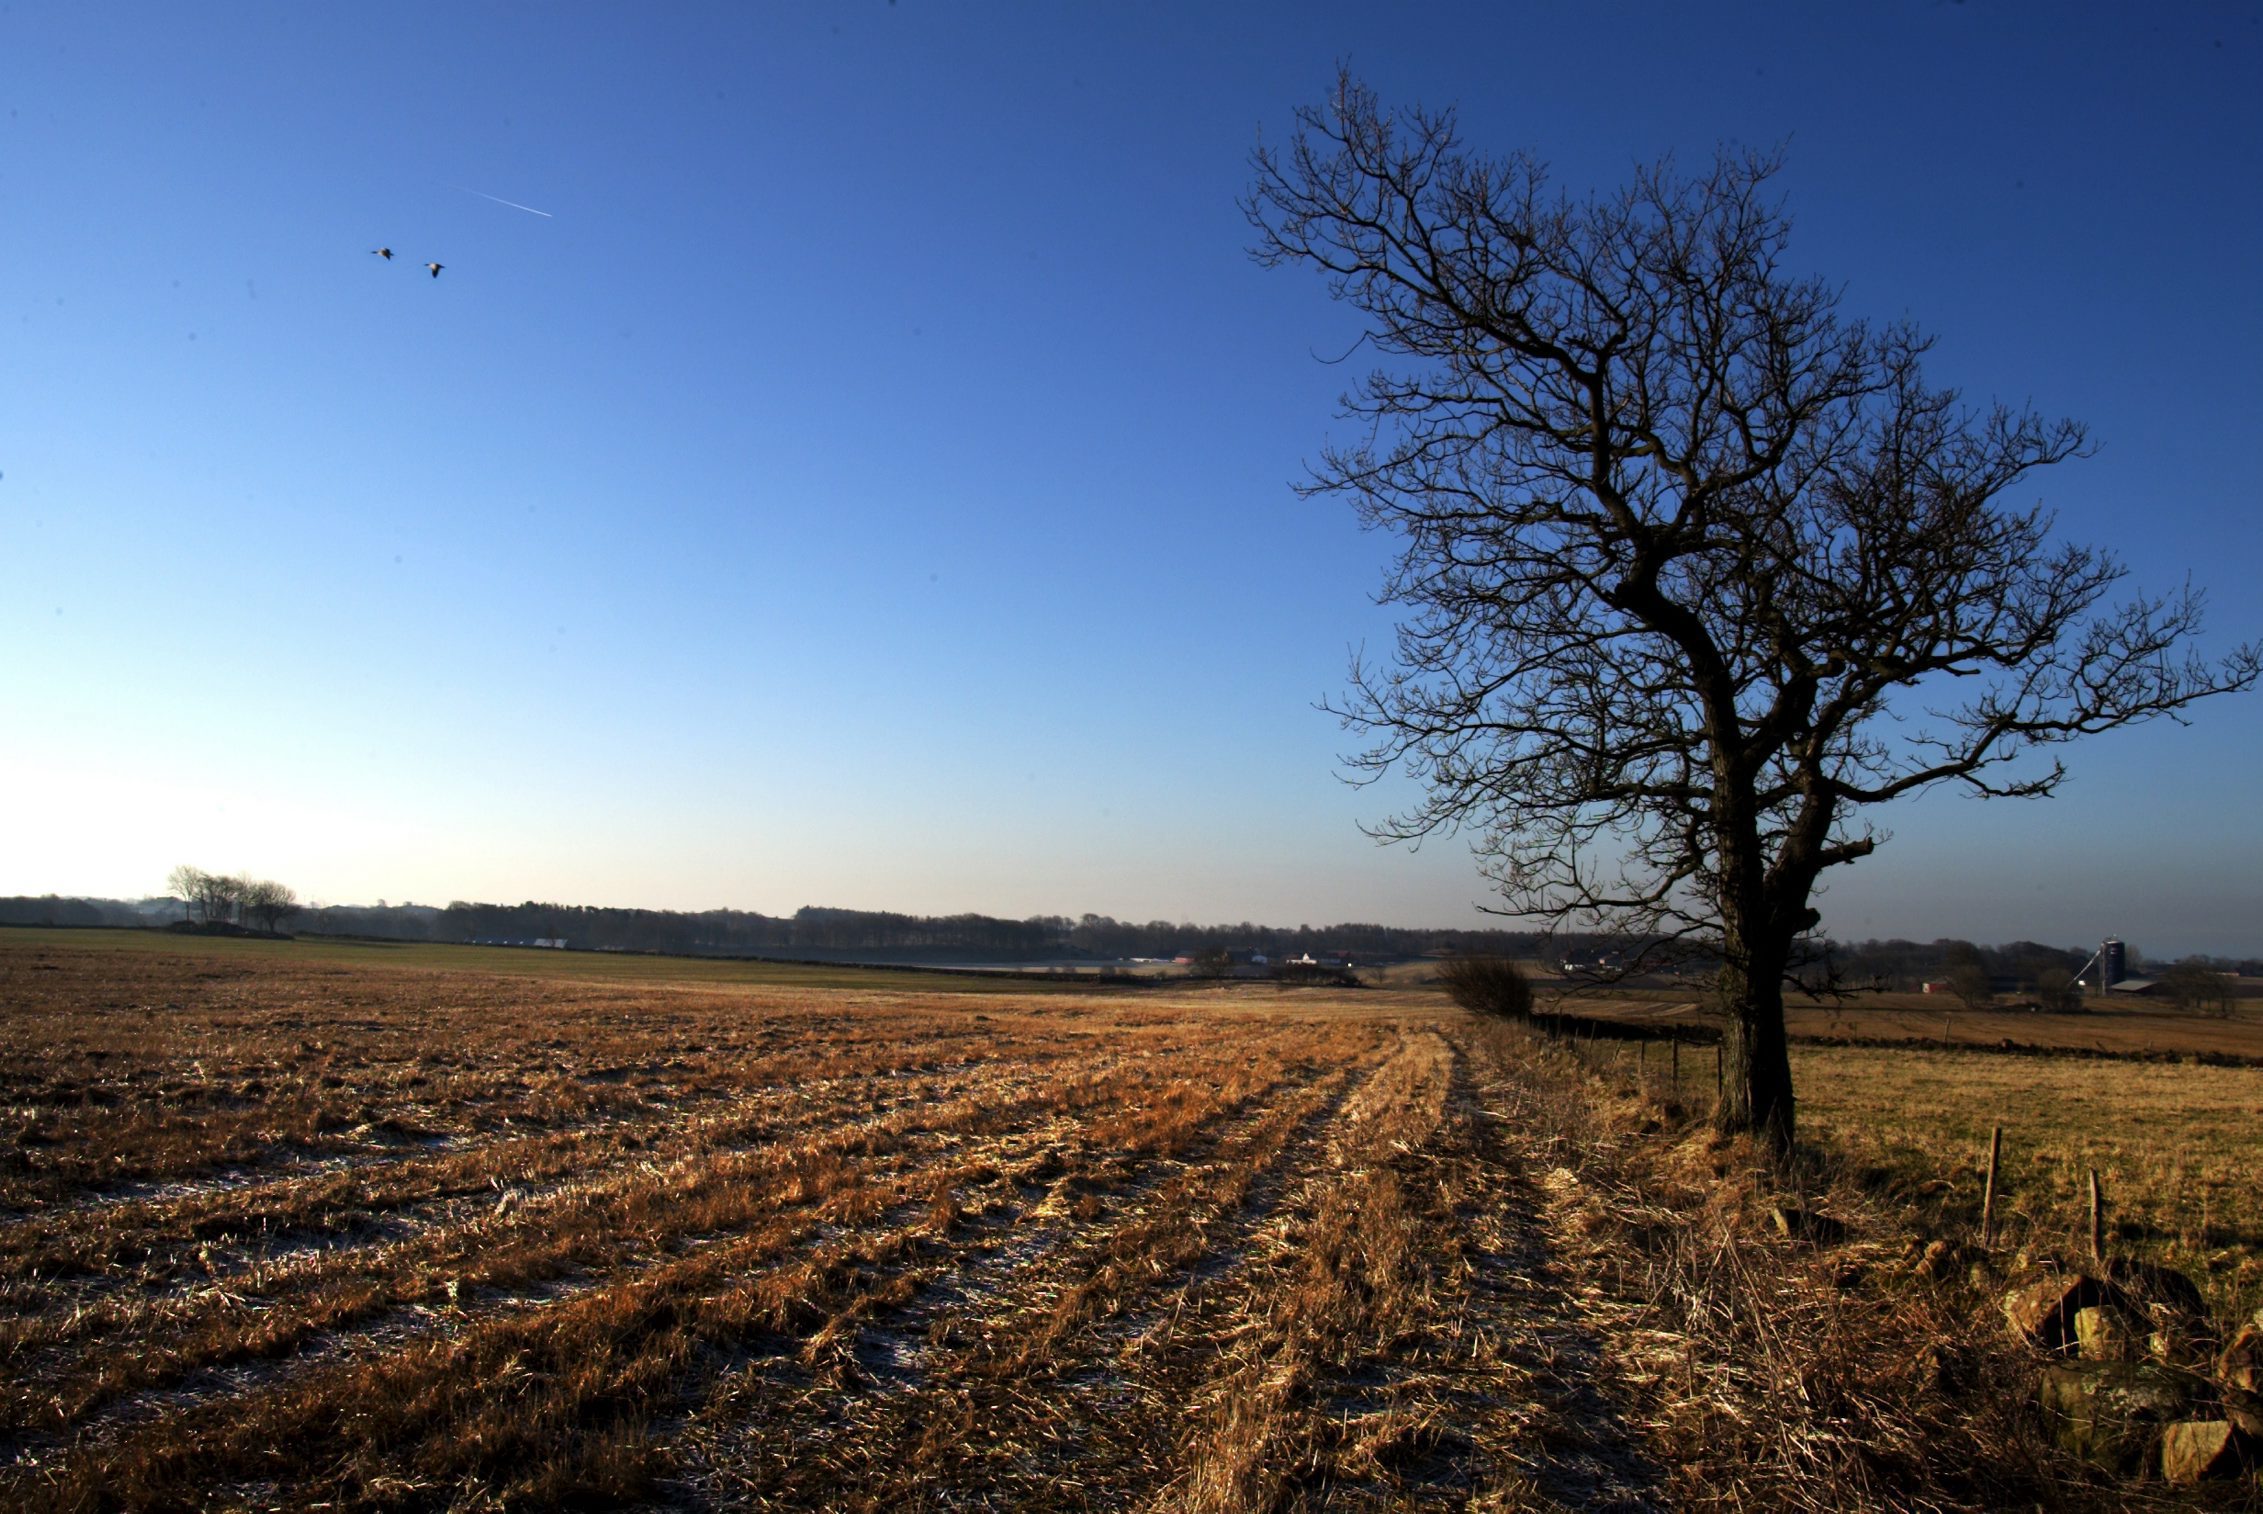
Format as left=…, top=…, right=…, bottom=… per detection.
left=420, top=903, right=1560, bottom=963
left=3, top=895, right=2256, bottom=978
left=0, top=894, right=1550, bottom=963
left=1822, top=937, right=2263, bottom=989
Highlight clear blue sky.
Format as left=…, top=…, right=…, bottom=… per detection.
left=5, top=2, right=2258, bottom=956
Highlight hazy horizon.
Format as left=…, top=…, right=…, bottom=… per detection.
left=13, top=879, right=2256, bottom=963
left=7, top=3, right=2258, bottom=959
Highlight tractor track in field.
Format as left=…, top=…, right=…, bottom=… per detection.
left=686, top=1033, right=1423, bottom=1510
left=1438, top=1029, right=1665, bottom=1510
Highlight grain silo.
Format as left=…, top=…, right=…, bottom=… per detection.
left=2100, top=938, right=2126, bottom=988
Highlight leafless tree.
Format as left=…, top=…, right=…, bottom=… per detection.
left=2033, top=966, right=2080, bottom=1014
left=2162, top=959, right=2234, bottom=1018
left=179, top=859, right=239, bottom=923
left=187, top=869, right=239, bottom=924
left=165, top=864, right=205, bottom=923
left=244, top=879, right=299, bottom=934
left=1947, top=961, right=1995, bottom=1013
left=1246, top=76, right=2258, bottom=1154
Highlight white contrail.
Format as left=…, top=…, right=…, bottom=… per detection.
left=459, top=186, right=553, bottom=218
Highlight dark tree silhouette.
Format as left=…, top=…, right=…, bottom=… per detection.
left=165, top=864, right=204, bottom=923
left=1247, top=77, right=2258, bottom=1154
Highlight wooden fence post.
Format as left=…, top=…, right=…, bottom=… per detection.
left=1980, top=1125, right=2002, bottom=1247
left=2088, top=1169, right=2106, bottom=1263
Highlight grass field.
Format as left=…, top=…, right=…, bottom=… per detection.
left=0, top=933, right=2233, bottom=1509
left=1796, top=1046, right=2263, bottom=1316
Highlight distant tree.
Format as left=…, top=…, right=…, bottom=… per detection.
left=164, top=865, right=205, bottom=923
left=244, top=879, right=299, bottom=934
left=1938, top=943, right=1992, bottom=1009
left=1248, top=76, right=2258, bottom=1152
left=2033, top=966, right=2080, bottom=1014
left=188, top=870, right=238, bottom=924
left=1947, top=961, right=1995, bottom=1012
left=1436, top=955, right=1535, bottom=1020
left=2162, top=959, right=2234, bottom=1017
left=1188, top=948, right=1235, bottom=979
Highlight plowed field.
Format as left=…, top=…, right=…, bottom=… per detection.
left=0, top=938, right=1674, bottom=1511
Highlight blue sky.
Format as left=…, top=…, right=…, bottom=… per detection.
left=4, top=2, right=2259, bottom=955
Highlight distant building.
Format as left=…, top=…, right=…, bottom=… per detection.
left=2075, top=938, right=2128, bottom=994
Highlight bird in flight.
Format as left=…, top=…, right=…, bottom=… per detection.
left=372, top=247, right=394, bottom=260
left=424, top=262, right=444, bottom=279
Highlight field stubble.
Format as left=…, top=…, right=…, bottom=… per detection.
left=0, top=938, right=2190, bottom=1509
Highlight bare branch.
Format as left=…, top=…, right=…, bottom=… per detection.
left=1250, top=73, right=2258, bottom=1152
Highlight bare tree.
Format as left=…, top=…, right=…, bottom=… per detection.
left=1947, top=961, right=1995, bottom=1013
left=243, top=879, right=299, bottom=934
left=164, top=864, right=205, bottom=923
left=190, top=869, right=237, bottom=924
left=1247, top=77, right=2257, bottom=1154
left=2033, top=966, right=2080, bottom=1014
left=2162, top=959, right=2234, bottom=1018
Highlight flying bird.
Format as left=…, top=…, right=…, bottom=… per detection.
left=425, top=262, right=444, bottom=279
left=372, top=247, right=394, bottom=260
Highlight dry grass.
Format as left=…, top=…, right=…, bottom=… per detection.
left=1795, top=1043, right=2263, bottom=1320
left=2, top=935, right=2246, bottom=1509
left=1549, top=985, right=2263, bottom=1060
left=1485, top=1024, right=2135, bottom=1512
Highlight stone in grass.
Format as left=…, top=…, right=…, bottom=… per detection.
left=1912, top=1238, right=1956, bottom=1280
left=2074, top=1304, right=2142, bottom=1364
left=2160, top=1419, right=2252, bottom=1486
left=2104, top=1258, right=2216, bottom=1368
left=2220, top=1322, right=2263, bottom=1395
left=2038, top=1361, right=2196, bottom=1474
left=2224, top=1383, right=2263, bottom=1442
left=1768, top=1204, right=1847, bottom=1245
left=2005, top=1273, right=2127, bottom=1354
left=2149, top=1312, right=2214, bottom=1373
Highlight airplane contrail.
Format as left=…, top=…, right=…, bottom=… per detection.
left=459, top=186, right=553, bottom=218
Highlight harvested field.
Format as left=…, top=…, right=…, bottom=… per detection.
left=0, top=936, right=2180, bottom=1509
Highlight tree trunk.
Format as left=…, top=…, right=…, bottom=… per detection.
left=1714, top=930, right=1796, bottom=1157
left=1705, top=750, right=1798, bottom=1156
